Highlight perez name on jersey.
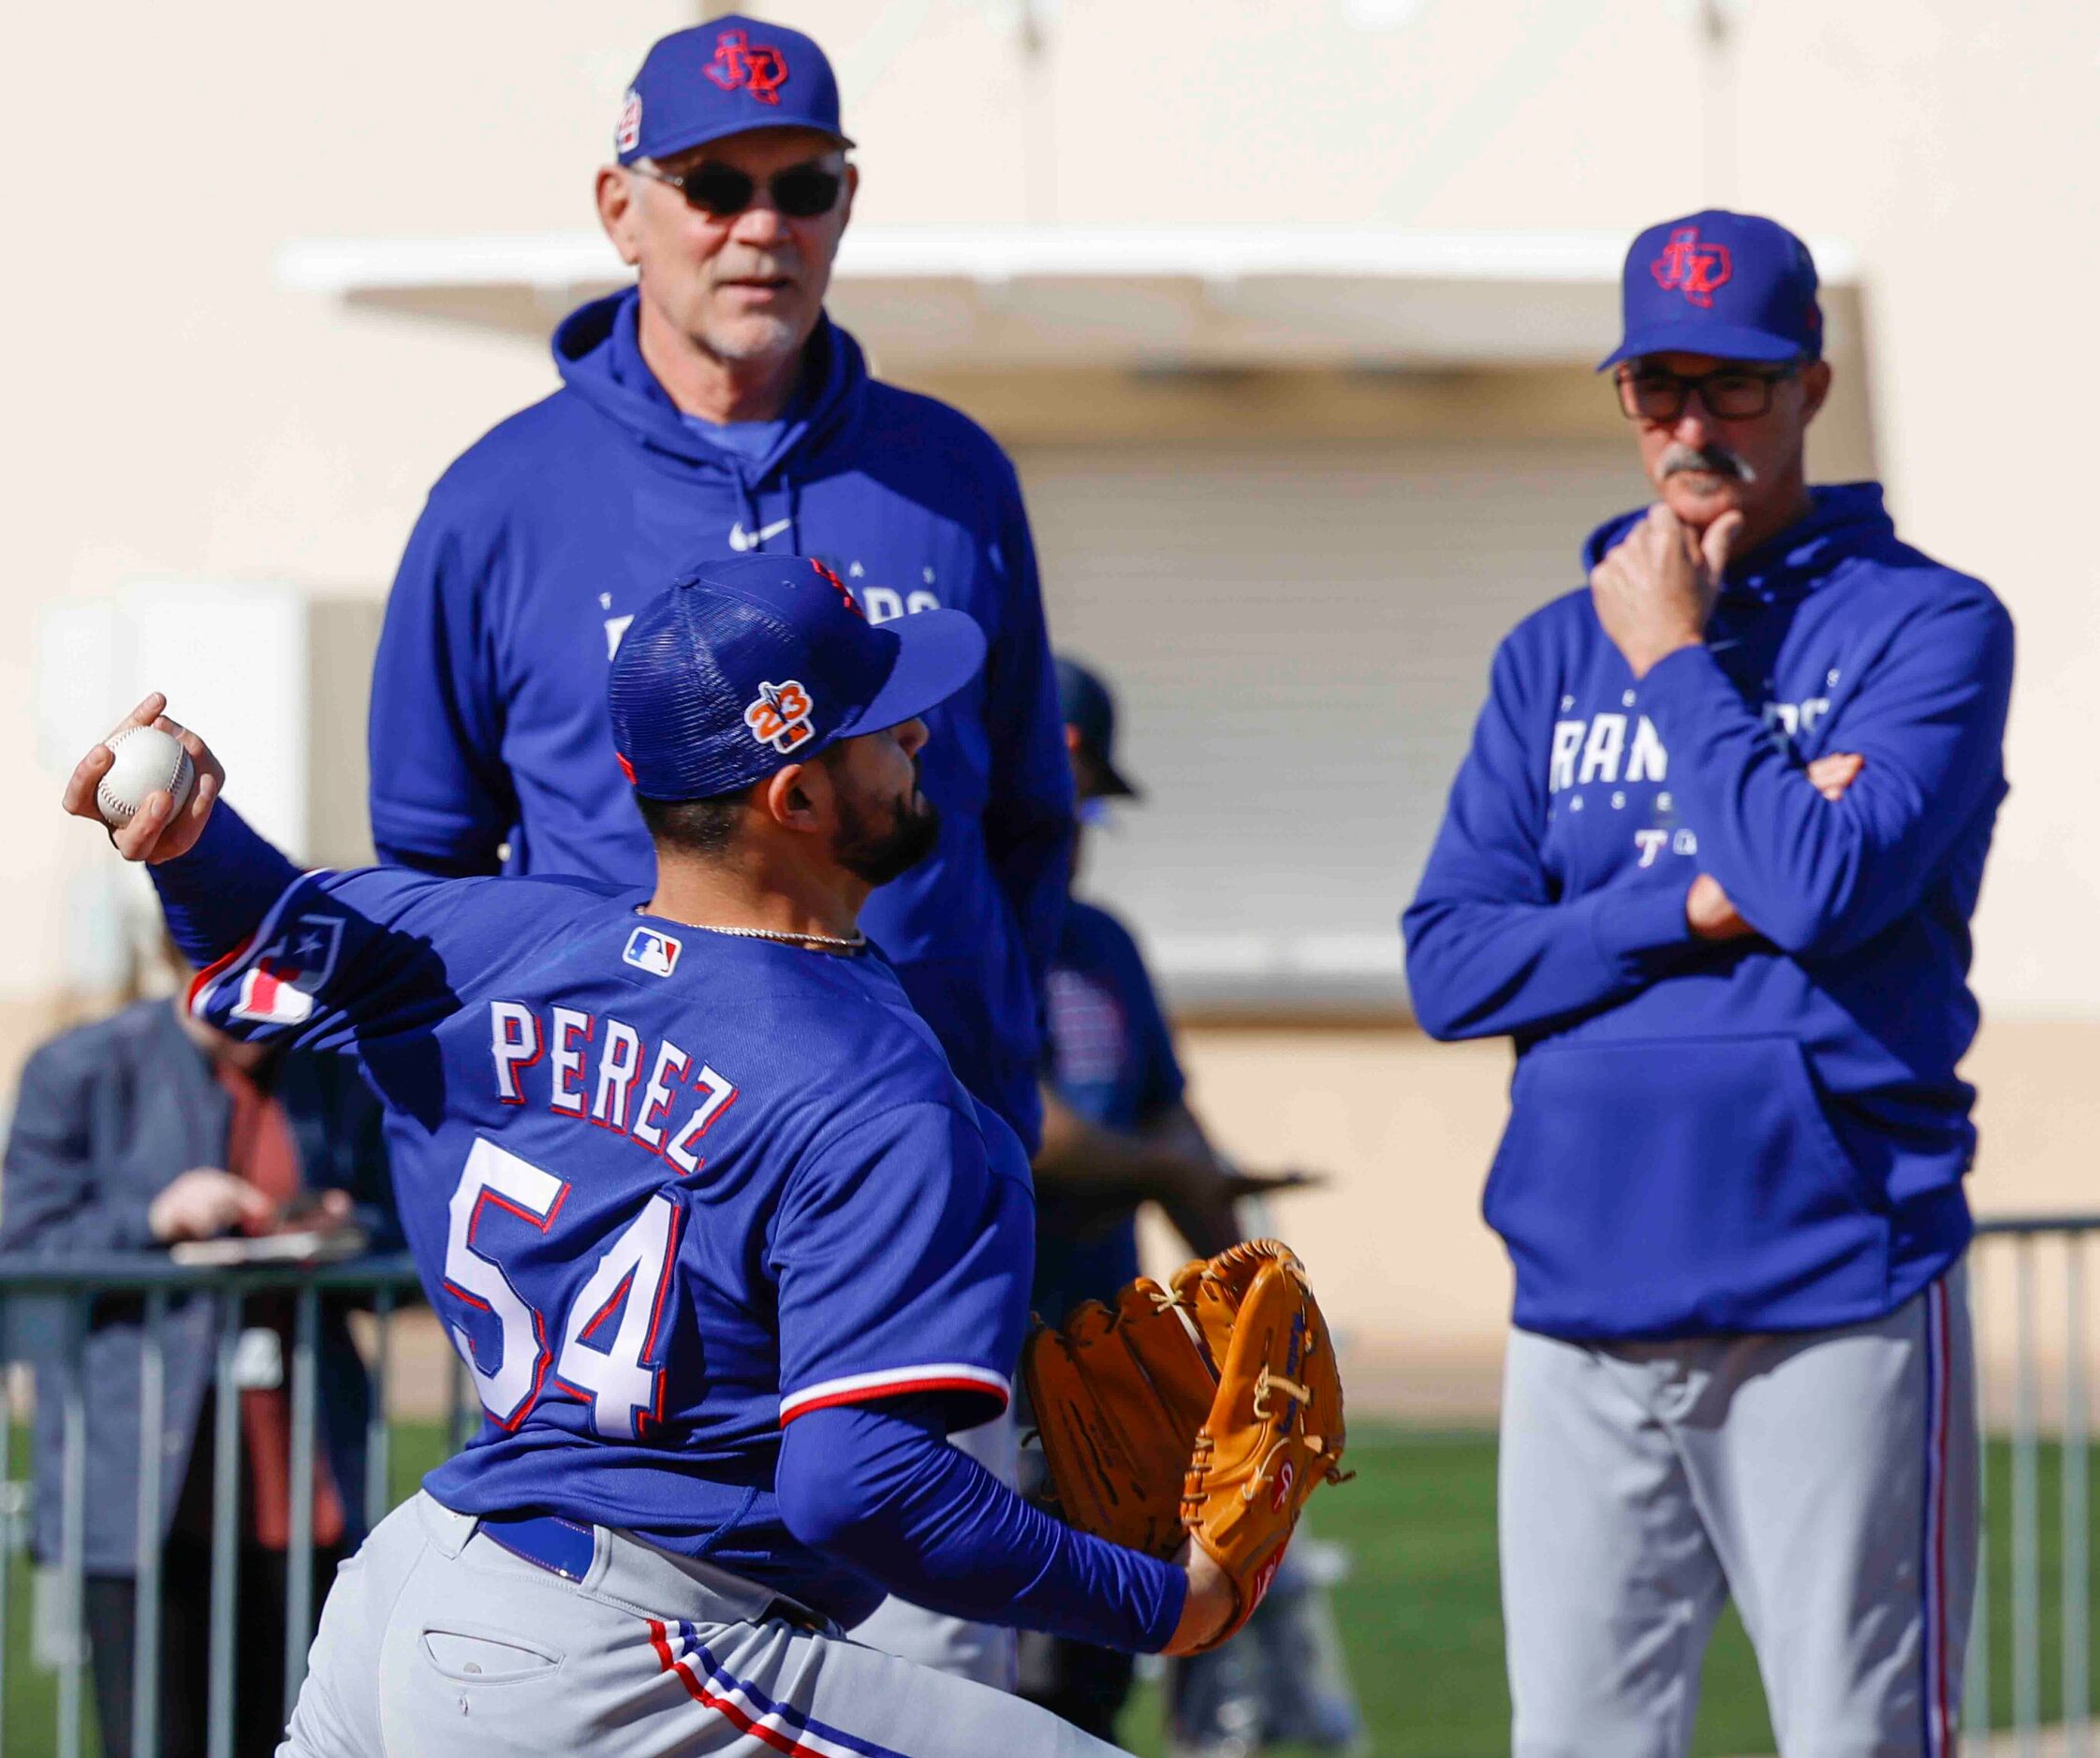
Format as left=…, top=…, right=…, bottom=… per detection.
left=488, top=1000, right=739, bottom=1173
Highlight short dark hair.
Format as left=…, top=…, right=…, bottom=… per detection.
left=637, top=745, right=854, bottom=858
left=635, top=784, right=757, bottom=858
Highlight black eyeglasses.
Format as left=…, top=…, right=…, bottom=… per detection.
left=1615, top=361, right=1800, bottom=423
left=631, top=158, right=844, bottom=220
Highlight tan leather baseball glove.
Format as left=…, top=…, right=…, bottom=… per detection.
left=1021, top=1240, right=1348, bottom=1644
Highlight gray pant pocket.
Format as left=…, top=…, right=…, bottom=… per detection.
left=420, top=1628, right=563, bottom=1683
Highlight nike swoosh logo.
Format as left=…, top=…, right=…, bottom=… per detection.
left=728, top=519, right=792, bottom=552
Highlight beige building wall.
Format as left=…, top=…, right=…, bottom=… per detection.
left=5, top=4, right=2094, bottom=1410
left=11, top=0, right=2093, bottom=1007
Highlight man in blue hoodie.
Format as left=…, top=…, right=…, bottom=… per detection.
left=364, top=18, right=1073, bottom=1688
left=1404, top=212, right=2013, bottom=1756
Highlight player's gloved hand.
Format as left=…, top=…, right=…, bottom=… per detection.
left=1023, top=1240, right=1348, bottom=1653
left=1023, top=1267, right=1222, bottom=1558
left=63, top=693, right=224, bottom=863
left=1174, top=1242, right=1347, bottom=1651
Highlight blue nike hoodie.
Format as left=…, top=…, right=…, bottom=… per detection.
left=367, top=288, right=1074, bottom=1149
left=1402, top=484, right=2014, bottom=1339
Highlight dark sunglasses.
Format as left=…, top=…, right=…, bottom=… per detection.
left=631, top=158, right=844, bottom=220
left=1615, top=360, right=1801, bottom=423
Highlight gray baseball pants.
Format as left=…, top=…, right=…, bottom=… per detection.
left=1500, top=1263, right=1975, bottom=1758
left=277, top=1491, right=1131, bottom=1757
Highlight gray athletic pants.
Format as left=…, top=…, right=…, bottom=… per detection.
left=1500, top=1264, right=1975, bottom=1758
left=277, top=1492, right=1130, bottom=1757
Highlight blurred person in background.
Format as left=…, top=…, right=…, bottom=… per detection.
left=1023, top=657, right=1338, bottom=1753
left=1404, top=211, right=2013, bottom=1756
left=0, top=956, right=395, bottom=1757
left=364, top=16, right=1070, bottom=1687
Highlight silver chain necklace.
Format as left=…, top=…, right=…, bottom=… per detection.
left=674, top=918, right=868, bottom=951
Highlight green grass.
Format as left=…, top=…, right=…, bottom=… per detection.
left=5, top=1425, right=2095, bottom=1754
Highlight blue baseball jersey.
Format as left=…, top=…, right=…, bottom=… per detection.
left=1033, top=900, right=1186, bottom=1325
left=188, top=857, right=1034, bottom=1627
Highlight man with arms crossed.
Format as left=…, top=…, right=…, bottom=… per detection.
left=366, top=16, right=1072, bottom=1682
left=1405, top=211, right=2013, bottom=1755
left=66, top=558, right=1230, bottom=1756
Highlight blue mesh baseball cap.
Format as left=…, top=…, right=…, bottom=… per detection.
left=614, top=16, right=852, bottom=166
left=608, top=556, right=984, bottom=801
left=1600, top=210, right=1823, bottom=370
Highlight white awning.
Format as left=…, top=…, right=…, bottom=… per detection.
left=277, top=226, right=1860, bottom=371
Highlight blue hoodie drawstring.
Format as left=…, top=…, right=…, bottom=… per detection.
left=733, top=474, right=763, bottom=547
left=729, top=473, right=801, bottom=554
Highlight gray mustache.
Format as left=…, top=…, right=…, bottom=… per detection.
left=1660, top=443, right=1757, bottom=485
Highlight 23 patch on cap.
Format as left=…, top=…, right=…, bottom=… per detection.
left=744, top=681, right=815, bottom=754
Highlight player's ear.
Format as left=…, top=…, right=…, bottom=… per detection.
left=760, top=761, right=828, bottom=834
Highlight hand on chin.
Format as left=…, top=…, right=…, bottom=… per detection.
left=1659, top=473, right=1741, bottom=529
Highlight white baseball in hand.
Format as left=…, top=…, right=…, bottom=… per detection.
left=96, top=725, right=195, bottom=828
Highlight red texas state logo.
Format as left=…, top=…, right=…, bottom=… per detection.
left=1652, top=227, right=1733, bottom=308
left=705, top=29, right=789, bottom=105
left=745, top=680, right=815, bottom=754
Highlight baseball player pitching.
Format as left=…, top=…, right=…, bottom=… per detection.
left=1405, top=210, right=2015, bottom=1754
left=65, top=559, right=1275, bottom=1755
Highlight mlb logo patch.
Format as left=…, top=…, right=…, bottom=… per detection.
left=616, top=88, right=642, bottom=154
left=624, top=926, right=682, bottom=978
left=230, top=914, right=345, bottom=1026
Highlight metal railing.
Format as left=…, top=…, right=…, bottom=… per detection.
left=0, top=1253, right=423, bottom=1758
left=1971, top=1215, right=2100, bottom=1755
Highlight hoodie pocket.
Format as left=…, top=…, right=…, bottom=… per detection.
left=1483, top=1035, right=1889, bottom=1336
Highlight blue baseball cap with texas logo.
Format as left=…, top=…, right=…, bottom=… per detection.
left=607, top=555, right=984, bottom=802
left=615, top=15, right=853, bottom=166
left=1600, top=209, right=1823, bottom=370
